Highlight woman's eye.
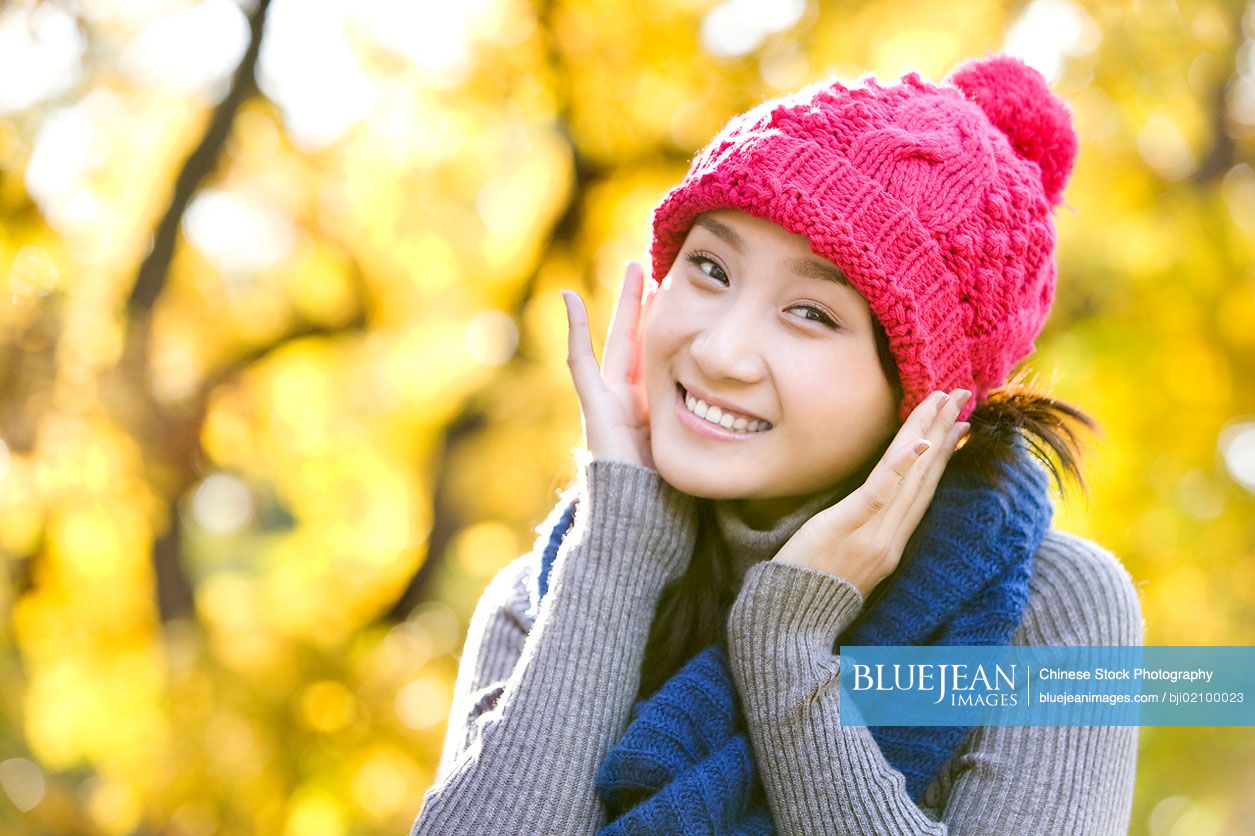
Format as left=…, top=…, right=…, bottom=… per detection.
left=790, top=305, right=840, bottom=329
left=684, top=252, right=727, bottom=283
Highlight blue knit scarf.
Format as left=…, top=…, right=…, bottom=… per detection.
left=532, top=443, right=1052, bottom=834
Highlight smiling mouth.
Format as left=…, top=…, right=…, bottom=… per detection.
left=677, top=383, right=773, bottom=434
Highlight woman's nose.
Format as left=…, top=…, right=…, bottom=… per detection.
left=689, top=309, right=767, bottom=383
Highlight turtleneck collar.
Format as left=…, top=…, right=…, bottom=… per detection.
left=711, top=482, right=851, bottom=583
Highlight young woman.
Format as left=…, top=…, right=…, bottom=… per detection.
left=411, top=54, right=1142, bottom=834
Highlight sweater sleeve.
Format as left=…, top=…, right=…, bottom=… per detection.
left=410, top=453, right=699, bottom=835
left=725, top=529, right=1143, bottom=836
left=428, top=551, right=534, bottom=786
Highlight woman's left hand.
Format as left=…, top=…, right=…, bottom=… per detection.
left=772, top=388, right=973, bottom=598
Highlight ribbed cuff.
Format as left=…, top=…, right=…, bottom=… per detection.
left=557, top=449, right=699, bottom=596
left=726, top=560, right=865, bottom=724
left=729, top=559, right=865, bottom=647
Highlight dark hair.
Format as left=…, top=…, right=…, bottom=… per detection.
left=636, top=316, right=1099, bottom=701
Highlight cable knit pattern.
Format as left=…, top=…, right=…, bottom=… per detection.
left=649, top=54, right=1077, bottom=422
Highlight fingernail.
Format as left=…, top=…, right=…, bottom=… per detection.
left=957, top=388, right=973, bottom=404
left=913, top=439, right=931, bottom=456
left=957, top=421, right=971, bottom=434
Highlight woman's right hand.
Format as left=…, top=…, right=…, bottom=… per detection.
left=562, top=261, right=654, bottom=470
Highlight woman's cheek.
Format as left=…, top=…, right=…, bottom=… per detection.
left=639, top=304, right=670, bottom=394
left=641, top=287, right=680, bottom=352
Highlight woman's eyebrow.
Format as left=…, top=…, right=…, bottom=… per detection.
left=692, top=216, right=854, bottom=289
left=694, top=216, right=745, bottom=251
left=784, top=256, right=854, bottom=289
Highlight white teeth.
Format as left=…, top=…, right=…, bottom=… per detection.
left=683, top=390, right=769, bottom=434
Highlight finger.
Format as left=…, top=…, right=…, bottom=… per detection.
left=863, top=391, right=943, bottom=474
left=562, top=290, right=605, bottom=406
left=839, top=435, right=932, bottom=532
left=859, top=389, right=948, bottom=492
left=879, top=390, right=950, bottom=467
left=873, top=389, right=966, bottom=531
left=602, top=262, right=645, bottom=384
left=815, top=388, right=953, bottom=539
left=630, top=265, right=656, bottom=386
left=883, top=414, right=971, bottom=557
left=886, top=418, right=969, bottom=557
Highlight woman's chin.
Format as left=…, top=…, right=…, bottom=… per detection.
left=651, top=446, right=755, bottom=501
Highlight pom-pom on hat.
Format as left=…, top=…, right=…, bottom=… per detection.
left=649, top=54, right=1078, bottom=423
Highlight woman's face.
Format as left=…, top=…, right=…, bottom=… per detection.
left=641, top=209, right=900, bottom=521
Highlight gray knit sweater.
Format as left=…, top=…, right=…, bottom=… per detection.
left=410, top=456, right=1143, bottom=834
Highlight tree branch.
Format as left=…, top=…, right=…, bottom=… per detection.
left=127, top=0, right=271, bottom=314
left=121, top=0, right=274, bottom=623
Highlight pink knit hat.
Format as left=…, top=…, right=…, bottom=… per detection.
left=649, top=54, right=1077, bottom=423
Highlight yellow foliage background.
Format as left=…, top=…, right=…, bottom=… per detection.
left=1, top=0, right=1253, bottom=833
